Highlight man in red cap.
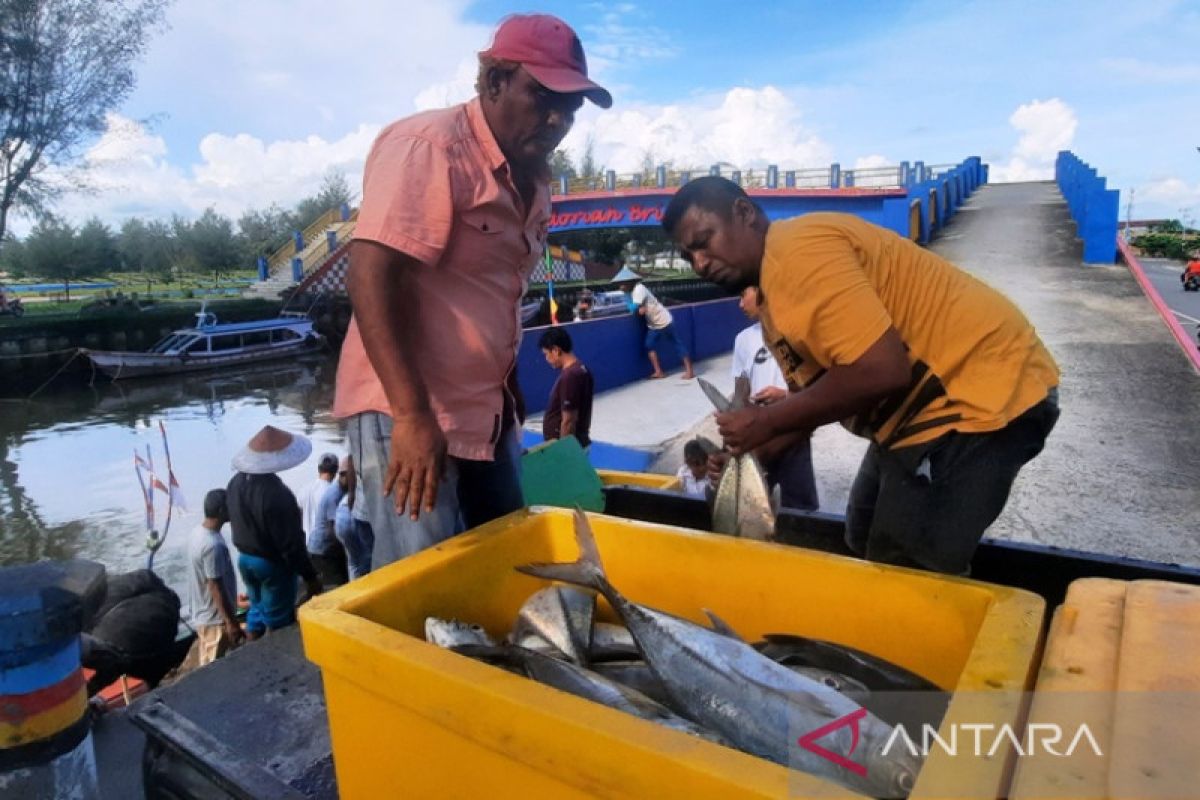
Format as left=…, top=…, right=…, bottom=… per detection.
left=335, top=14, right=611, bottom=568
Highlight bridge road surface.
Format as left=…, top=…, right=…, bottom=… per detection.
left=928, top=181, right=1199, bottom=566
left=1138, top=255, right=1200, bottom=339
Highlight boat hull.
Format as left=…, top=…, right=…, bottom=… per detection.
left=84, top=339, right=321, bottom=380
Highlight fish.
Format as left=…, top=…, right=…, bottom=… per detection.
left=424, top=617, right=496, bottom=649
left=592, top=661, right=871, bottom=709
left=517, top=509, right=922, bottom=798
left=454, top=644, right=728, bottom=745
left=589, top=661, right=674, bottom=706
left=757, top=635, right=950, bottom=732
left=697, top=378, right=775, bottom=541
left=589, top=622, right=640, bottom=662
left=508, top=585, right=596, bottom=666
left=710, top=450, right=775, bottom=540
left=755, top=635, right=942, bottom=694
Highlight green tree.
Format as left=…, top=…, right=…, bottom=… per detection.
left=76, top=216, right=117, bottom=275
left=176, top=207, right=240, bottom=284
left=293, top=170, right=353, bottom=231
left=550, top=149, right=576, bottom=180
left=22, top=219, right=90, bottom=299
left=0, top=0, right=170, bottom=248
left=580, top=136, right=597, bottom=179
left=0, top=234, right=27, bottom=276
left=237, top=204, right=293, bottom=262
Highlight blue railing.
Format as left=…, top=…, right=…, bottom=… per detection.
left=1055, top=152, right=1119, bottom=263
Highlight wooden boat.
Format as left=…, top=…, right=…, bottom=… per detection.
left=83, top=307, right=322, bottom=379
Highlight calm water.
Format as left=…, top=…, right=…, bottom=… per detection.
left=0, top=353, right=346, bottom=594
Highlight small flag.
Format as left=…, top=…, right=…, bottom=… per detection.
left=545, top=248, right=558, bottom=325
left=168, top=470, right=188, bottom=512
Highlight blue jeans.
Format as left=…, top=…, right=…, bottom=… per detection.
left=237, top=553, right=297, bottom=634
left=345, top=412, right=524, bottom=570
left=645, top=323, right=688, bottom=360
left=335, top=504, right=374, bottom=580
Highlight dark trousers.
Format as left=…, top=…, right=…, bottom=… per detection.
left=310, top=543, right=349, bottom=589
left=845, top=394, right=1059, bottom=575
left=765, top=438, right=819, bottom=512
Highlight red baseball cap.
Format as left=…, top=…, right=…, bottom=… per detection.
left=480, top=14, right=612, bottom=109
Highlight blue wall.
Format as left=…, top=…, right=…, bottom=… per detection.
left=1055, top=151, right=1119, bottom=264
left=519, top=297, right=745, bottom=416
left=548, top=156, right=987, bottom=244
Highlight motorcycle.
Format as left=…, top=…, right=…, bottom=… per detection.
left=0, top=296, right=25, bottom=317
left=1184, top=273, right=1200, bottom=292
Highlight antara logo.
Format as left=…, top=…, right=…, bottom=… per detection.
left=798, top=713, right=1104, bottom=777
left=797, top=708, right=869, bottom=776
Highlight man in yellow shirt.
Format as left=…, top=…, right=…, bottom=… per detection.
left=662, top=177, right=1060, bottom=574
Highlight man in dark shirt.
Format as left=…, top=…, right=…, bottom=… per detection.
left=539, top=327, right=594, bottom=448
left=227, top=425, right=322, bottom=639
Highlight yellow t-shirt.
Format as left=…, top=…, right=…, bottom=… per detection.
left=758, top=213, right=1059, bottom=449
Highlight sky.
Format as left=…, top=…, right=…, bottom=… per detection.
left=15, top=0, right=1200, bottom=236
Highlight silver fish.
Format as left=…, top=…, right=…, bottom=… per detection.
left=711, top=452, right=775, bottom=541
left=454, top=644, right=727, bottom=745
left=593, top=663, right=870, bottom=708
left=518, top=509, right=921, bottom=798
left=697, top=378, right=775, bottom=540
left=589, top=622, right=640, bottom=661
left=424, top=617, right=496, bottom=649
left=508, top=585, right=596, bottom=666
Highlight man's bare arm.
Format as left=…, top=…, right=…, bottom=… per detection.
left=347, top=240, right=447, bottom=519
left=560, top=408, right=578, bottom=438
left=717, top=328, right=910, bottom=455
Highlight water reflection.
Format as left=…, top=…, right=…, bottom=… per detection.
left=0, top=354, right=345, bottom=593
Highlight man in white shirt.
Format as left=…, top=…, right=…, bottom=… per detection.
left=186, top=489, right=243, bottom=665
left=300, top=453, right=339, bottom=539
left=726, top=286, right=819, bottom=510
left=614, top=266, right=695, bottom=380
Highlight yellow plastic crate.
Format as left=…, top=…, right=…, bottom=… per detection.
left=300, top=507, right=1044, bottom=799
left=597, top=468, right=682, bottom=492
left=1011, top=578, right=1200, bottom=800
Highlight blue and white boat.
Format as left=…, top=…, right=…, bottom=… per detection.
left=83, top=306, right=323, bottom=379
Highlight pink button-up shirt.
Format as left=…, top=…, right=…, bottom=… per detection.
left=333, top=98, right=550, bottom=461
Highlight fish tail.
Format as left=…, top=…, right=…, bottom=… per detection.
left=516, top=508, right=612, bottom=596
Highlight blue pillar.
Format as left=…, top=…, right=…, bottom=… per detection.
left=293, top=231, right=303, bottom=252
left=632, top=173, right=643, bottom=188
left=731, top=170, right=742, bottom=186
left=326, top=229, right=337, bottom=252
left=914, top=161, right=926, bottom=183
left=899, top=161, right=911, bottom=186
left=656, top=165, right=667, bottom=188
left=843, top=170, right=855, bottom=188
left=785, top=170, right=796, bottom=188
left=0, top=560, right=106, bottom=798
left=766, top=165, right=778, bottom=189
left=605, top=170, right=616, bottom=191
left=558, top=175, right=569, bottom=194
left=709, top=164, right=721, bottom=177
left=256, top=256, right=268, bottom=281
left=680, top=171, right=691, bottom=185
left=340, top=202, right=350, bottom=222
left=829, top=163, right=841, bottom=188
left=292, top=257, right=303, bottom=283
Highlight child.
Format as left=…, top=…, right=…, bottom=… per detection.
left=676, top=439, right=713, bottom=500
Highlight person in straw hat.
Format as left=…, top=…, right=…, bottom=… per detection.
left=226, top=425, right=323, bottom=639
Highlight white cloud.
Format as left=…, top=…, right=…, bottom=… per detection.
left=14, top=114, right=378, bottom=234
left=561, top=86, right=832, bottom=174
left=991, top=98, right=1077, bottom=182
left=853, top=154, right=891, bottom=169
left=1138, top=177, right=1200, bottom=221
